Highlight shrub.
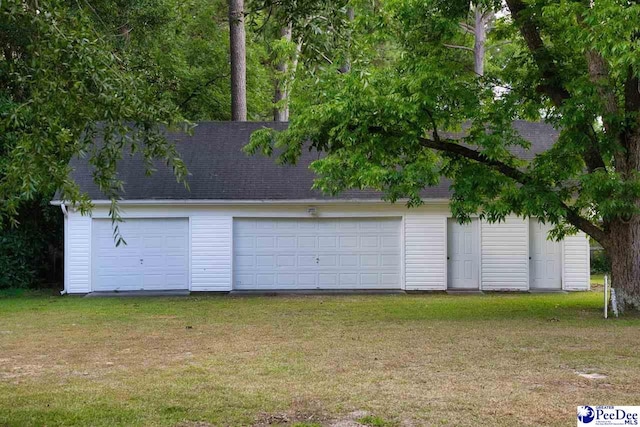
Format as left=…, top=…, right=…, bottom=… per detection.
left=0, top=199, right=62, bottom=289
left=590, top=249, right=610, bottom=274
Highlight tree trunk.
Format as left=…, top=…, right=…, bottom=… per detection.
left=606, top=219, right=640, bottom=313
left=338, top=7, right=355, bottom=74
left=473, top=7, right=486, bottom=76
left=229, top=0, right=247, bottom=121
left=274, top=23, right=292, bottom=122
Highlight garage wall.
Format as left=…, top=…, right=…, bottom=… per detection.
left=191, top=216, right=232, bottom=291
left=563, top=232, right=590, bottom=291
left=481, top=216, right=529, bottom=291
left=65, top=203, right=592, bottom=294
left=404, top=214, right=447, bottom=290
left=65, top=210, right=92, bottom=293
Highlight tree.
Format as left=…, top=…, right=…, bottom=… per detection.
left=247, top=0, right=640, bottom=312
left=0, top=0, right=188, bottom=229
left=82, top=0, right=272, bottom=121
left=1, top=0, right=273, bottom=286
left=247, top=0, right=354, bottom=121
left=272, top=22, right=296, bottom=121
left=2, top=0, right=274, bottom=206
left=443, top=2, right=495, bottom=76
left=338, top=6, right=355, bottom=74
left=229, top=0, right=248, bottom=120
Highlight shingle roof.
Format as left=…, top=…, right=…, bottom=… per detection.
left=66, top=120, right=559, bottom=201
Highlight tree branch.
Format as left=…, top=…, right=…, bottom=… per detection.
left=586, top=50, right=619, bottom=119
left=625, top=65, right=640, bottom=113
left=443, top=43, right=474, bottom=52
left=418, top=136, right=528, bottom=182
left=505, top=0, right=570, bottom=107
left=417, top=136, right=607, bottom=241
left=459, top=22, right=475, bottom=34
left=179, top=73, right=230, bottom=109
left=481, top=10, right=495, bottom=23
left=486, top=40, right=512, bottom=51
left=506, top=0, right=605, bottom=172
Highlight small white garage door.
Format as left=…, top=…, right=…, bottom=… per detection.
left=233, top=218, right=402, bottom=290
left=91, top=218, right=189, bottom=291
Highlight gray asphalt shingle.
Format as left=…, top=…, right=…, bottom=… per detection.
left=67, top=120, right=559, bottom=201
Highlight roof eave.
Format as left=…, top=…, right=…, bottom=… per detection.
left=50, top=198, right=451, bottom=206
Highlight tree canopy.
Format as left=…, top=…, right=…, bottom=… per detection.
left=0, top=0, right=273, bottom=227
left=247, top=0, right=640, bottom=310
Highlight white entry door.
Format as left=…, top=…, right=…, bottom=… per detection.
left=233, top=218, right=402, bottom=290
left=91, top=218, right=189, bottom=291
left=529, top=219, right=562, bottom=289
left=447, top=219, right=480, bottom=289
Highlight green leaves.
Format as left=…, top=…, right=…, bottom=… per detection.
left=0, top=0, right=189, bottom=232
left=249, top=0, right=640, bottom=245
left=0, top=0, right=279, bottom=235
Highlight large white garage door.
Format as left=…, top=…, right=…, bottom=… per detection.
left=91, top=218, right=189, bottom=291
left=233, top=218, right=402, bottom=290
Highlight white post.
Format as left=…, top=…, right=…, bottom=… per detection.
left=604, top=274, right=608, bottom=319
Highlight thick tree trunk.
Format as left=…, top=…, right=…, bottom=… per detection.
left=274, top=24, right=292, bottom=122
left=229, top=0, right=247, bottom=121
left=606, top=219, right=640, bottom=313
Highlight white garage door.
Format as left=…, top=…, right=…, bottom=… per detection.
left=233, top=218, right=402, bottom=290
left=92, top=218, right=189, bottom=291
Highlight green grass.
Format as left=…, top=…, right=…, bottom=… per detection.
left=357, top=415, right=397, bottom=426
left=591, top=274, right=606, bottom=286
left=1, top=291, right=639, bottom=426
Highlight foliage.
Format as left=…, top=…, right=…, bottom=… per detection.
left=0, top=0, right=190, bottom=237
left=0, top=0, right=274, bottom=218
left=75, top=0, right=273, bottom=121
left=247, top=0, right=640, bottom=245
left=591, top=250, right=611, bottom=274
left=0, top=231, right=41, bottom=289
left=0, top=199, right=62, bottom=289
left=0, top=0, right=274, bottom=287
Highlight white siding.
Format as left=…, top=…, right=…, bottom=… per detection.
left=481, top=216, right=529, bottom=291
left=66, top=211, right=92, bottom=293
left=191, top=216, right=232, bottom=291
left=563, top=232, right=590, bottom=290
left=62, top=203, right=590, bottom=294
left=404, top=214, right=447, bottom=290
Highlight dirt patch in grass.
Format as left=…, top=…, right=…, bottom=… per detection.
left=1, top=292, right=639, bottom=426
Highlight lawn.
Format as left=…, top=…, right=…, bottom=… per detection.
left=1, top=290, right=639, bottom=426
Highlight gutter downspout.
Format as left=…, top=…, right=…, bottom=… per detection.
left=60, top=203, right=68, bottom=295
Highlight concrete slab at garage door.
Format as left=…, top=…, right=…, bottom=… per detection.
left=233, top=218, right=402, bottom=290
left=91, top=218, right=189, bottom=291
